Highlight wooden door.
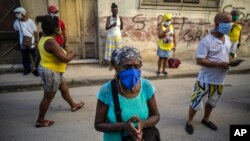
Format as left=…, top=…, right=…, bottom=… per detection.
left=59, top=0, right=98, bottom=59
left=0, top=0, right=20, bottom=64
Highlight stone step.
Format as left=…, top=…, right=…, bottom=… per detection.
left=0, top=59, right=100, bottom=74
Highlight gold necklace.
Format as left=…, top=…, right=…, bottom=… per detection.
left=117, top=79, right=140, bottom=96
left=118, top=79, right=129, bottom=95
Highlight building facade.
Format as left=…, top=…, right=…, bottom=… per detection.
left=0, top=0, right=249, bottom=64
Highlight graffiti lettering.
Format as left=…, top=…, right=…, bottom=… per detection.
left=222, top=5, right=250, bottom=21
left=132, top=14, right=147, bottom=30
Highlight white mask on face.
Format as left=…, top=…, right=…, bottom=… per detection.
left=49, top=13, right=59, bottom=18
left=164, top=21, right=171, bottom=26
left=16, top=13, right=22, bottom=19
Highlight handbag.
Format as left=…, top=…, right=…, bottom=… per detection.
left=168, top=52, right=181, bottom=68
left=111, top=80, right=161, bottom=141
left=19, top=21, right=33, bottom=48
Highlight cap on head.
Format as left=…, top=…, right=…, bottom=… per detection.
left=163, top=13, right=172, bottom=21
left=13, top=7, right=26, bottom=15
left=48, top=5, right=59, bottom=13
left=231, top=9, right=240, bottom=16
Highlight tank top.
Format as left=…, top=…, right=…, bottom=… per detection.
left=38, top=36, right=66, bottom=72
left=157, top=24, right=174, bottom=51
left=107, top=16, right=121, bottom=38
left=228, top=23, right=242, bottom=42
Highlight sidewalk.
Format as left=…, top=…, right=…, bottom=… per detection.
left=0, top=58, right=250, bottom=92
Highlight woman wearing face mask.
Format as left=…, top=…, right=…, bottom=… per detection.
left=47, top=5, right=68, bottom=51
left=156, top=13, right=176, bottom=75
left=105, top=3, right=123, bottom=70
left=13, top=7, right=39, bottom=75
left=95, top=46, right=160, bottom=141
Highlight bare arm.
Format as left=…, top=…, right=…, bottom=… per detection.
left=157, top=26, right=166, bottom=39
left=34, top=48, right=41, bottom=68
left=140, top=95, right=160, bottom=129
left=94, top=99, right=124, bottom=132
left=173, top=29, right=177, bottom=51
left=105, top=16, right=116, bottom=30
left=34, top=31, right=39, bottom=43
left=45, top=39, right=75, bottom=63
left=120, top=16, right=123, bottom=30
left=197, top=58, right=229, bottom=69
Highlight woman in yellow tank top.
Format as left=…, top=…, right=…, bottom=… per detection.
left=156, top=13, right=176, bottom=75
left=34, top=15, right=84, bottom=127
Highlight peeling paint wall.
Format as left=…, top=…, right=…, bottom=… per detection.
left=98, top=0, right=250, bottom=63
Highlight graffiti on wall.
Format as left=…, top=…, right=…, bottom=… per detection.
left=100, top=4, right=250, bottom=43
left=131, top=14, right=211, bottom=43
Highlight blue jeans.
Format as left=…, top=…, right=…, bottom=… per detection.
left=21, top=48, right=36, bottom=72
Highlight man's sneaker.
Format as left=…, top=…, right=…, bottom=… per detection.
left=185, top=122, right=194, bottom=135
left=201, top=119, right=218, bottom=130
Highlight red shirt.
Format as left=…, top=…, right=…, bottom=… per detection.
left=55, top=19, right=66, bottom=46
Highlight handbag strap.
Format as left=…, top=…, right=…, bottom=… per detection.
left=18, top=20, right=24, bottom=36
left=111, top=79, right=125, bottom=140
left=18, top=20, right=34, bottom=38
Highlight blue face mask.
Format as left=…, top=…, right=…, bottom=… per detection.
left=118, top=68, right=141, bottom=90
left=217, top=22, right=232, bottom=34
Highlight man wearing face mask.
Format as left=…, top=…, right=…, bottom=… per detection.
left=13, top=7, right=38, bottom=75
left=48, top=5, right=68, bottom=51
left=185, top=12, right=235, bottom=135
left=156, top=13, right=176, bottom=75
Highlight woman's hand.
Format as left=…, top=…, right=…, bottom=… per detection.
left=124, top=116, right=143, bottom=141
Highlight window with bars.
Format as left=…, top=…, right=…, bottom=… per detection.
left=139, top=0, right=221, bottom=11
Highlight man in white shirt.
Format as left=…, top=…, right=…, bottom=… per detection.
left=185, top=12, right=234, bottom=135
left=13, top=7, right=38, bottom=75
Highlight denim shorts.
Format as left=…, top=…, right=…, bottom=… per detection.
left=157, top=47, right=171, bottom=58
left=38, top=65, right=64, bottom=92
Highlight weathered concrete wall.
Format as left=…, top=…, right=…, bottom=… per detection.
left=98, top=0, right=250, bottom=63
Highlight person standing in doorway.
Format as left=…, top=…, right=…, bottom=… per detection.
left=156, top=13, right=176, bottom=75
left=13, top=7, right=39, bottom=75
left=185, top=12, right=234, bottom=135
left=48, top=5, right=68, bottom=51
left=104, top=3, right=123, bottom=70
left=228, top=9, right=243, bottom=59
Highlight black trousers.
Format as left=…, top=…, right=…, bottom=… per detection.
left=21, top=48, right=36, bottom=72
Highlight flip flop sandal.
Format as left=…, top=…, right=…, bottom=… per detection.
left=71, top=101, right=85, bottom=112
left=36, top=120, right=54, bottom=128
left=201, top=119, right=217, bottom=130
left=162, top=71, right=168, bottom=75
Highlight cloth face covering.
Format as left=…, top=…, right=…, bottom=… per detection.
left=118, top=68, right=141, bottom=90
left=217, top=22, right=232, bottom=34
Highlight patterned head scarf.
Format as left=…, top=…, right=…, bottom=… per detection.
left=111, top=46, right=142, bottom=67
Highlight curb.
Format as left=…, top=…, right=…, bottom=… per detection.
left=1, top=68, right=250, bottom=93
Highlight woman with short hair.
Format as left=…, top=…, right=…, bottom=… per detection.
left=34, top=15, right=84, bottom=127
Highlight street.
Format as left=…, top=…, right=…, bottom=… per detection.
left=0, top=74, right=250, bottom=141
